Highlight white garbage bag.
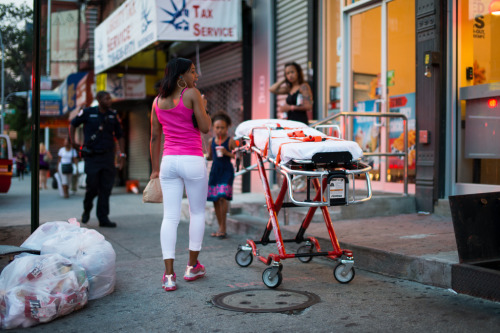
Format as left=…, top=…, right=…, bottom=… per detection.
left=20, top=221, right=80, bottom=251
left=41, top=228, right=115, bottom=300
left=0, top=253, right=88, bottom=329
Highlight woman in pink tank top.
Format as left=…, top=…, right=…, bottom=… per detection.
left=150, top=58, right=211, bottom=292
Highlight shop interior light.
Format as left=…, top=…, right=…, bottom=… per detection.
left=490, top=0, right=500, bottom=15
left=488, top=98, right=498, bottom=108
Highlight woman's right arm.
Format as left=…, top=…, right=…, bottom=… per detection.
left=150, top=100, right=162, bottom=179
left=269, top=78, right=289, bottom=95
left=188, top=89, right=211, bottom=134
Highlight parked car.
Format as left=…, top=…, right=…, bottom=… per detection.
left=0, top=134, right=13, bottom=193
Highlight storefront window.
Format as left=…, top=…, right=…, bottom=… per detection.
left=457, top=0, right=500, bottom=185
left=386, top=0, right=416, bottom=183
left=347, top=0, right=415, bottom=185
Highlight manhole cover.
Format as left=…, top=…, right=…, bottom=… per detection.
left=212, top=288, right=320, bottom=313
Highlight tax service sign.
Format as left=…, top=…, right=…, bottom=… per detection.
left=94, top=0, right=241, bottom=74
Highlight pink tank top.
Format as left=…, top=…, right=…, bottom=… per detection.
left=155, top=89, right=203, bottom=157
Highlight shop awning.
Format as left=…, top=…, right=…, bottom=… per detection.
left=27, top=91, right=62, bottom=117
left=94, top=0, right=242, bottom=74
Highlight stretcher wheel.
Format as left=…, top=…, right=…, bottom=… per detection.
left=333, top=263, right=355, bottom=284
left=296, top=244, right=314, bottom=263
left=235, top=249, right=253, bottom=267
left=262, top=267, right=283, bottom=288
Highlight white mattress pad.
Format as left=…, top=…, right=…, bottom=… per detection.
left=235, top=119, right=363, bottom=164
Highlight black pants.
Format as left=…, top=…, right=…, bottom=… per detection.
left=287, top=110, right=309, bottom=125
left=83, top=152, right=116, bottom=223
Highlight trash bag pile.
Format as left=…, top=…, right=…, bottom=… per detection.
left=0, top=219, right=116, bottom=329
left=0, top=253, right=88, bottom=329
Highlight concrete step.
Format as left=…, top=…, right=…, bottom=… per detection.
left=434, top=198, right=452, bottom=217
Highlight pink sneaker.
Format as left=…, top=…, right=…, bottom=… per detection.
left=162, top=272, right=177, bottom=291
left=184, top=261, right=206, bottom=281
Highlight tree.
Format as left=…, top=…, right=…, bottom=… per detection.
left=0, top=3, right=33, bottom=149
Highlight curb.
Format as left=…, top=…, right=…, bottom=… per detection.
left=225, top=214, right=453, bottom=289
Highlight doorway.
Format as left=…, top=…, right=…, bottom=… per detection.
left=342, top=0, right=416, bottom=194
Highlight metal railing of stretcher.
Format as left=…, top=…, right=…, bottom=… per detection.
left=234, top=125, right=373, bottom=208
left=312, top=111, right=409, bottom=196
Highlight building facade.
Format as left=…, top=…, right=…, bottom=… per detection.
left=88, top=0, right=248, bottom=190
left=59, top=0, right=500, bottom=212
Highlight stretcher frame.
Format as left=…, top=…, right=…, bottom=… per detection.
left=234, top=124, right=372, bottom=288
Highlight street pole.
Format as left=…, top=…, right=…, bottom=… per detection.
left=45, top=0, right=51, bottom=150
left=46, top=0, right=51, bottom=77
left=1, top=29, right=5, bottom=135
left=32, top=0, right=41, bottom=233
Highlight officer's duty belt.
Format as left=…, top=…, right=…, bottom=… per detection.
left=91, top=149, right=113, bottom=155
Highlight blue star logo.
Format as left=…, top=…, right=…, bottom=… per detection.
left=141, top=0, right=153, bottom=33
left=160, top=0, right=189, bottom=31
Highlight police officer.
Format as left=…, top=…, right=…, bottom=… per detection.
left=69, top=91, right=126, bottom=228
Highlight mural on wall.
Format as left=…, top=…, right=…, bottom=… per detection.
left=388, top=93, right=416, bottom=169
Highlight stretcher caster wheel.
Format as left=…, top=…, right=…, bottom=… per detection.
left=296, top=244, right=314, bottom=263
left=333, top=263, right=355, bottom=284
left=262, top=267, right=283, bottom=288
left=235, top=249, right=253, bottom=267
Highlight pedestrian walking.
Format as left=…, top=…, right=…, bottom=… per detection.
left=207, top=111, right=236, bottom=239
left=69, top=91, right=126, bottom=228
left=57, top=137, right=79, bottom=198
left=149, top=57, right=211, bottom=292
left=15, top=150, right=27, bottom=180
left=39, top=143, right=52, bottom=189
left=269, top=61, right=313, bottom=124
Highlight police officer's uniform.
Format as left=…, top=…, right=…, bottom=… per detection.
left=71, top=106, right=124, bottom=226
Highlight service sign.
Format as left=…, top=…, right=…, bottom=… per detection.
left=94, top=0, right=155, bottom=74
left=156, top=0, right=241, bottom=42
left=95, top=0, right=241, bottom=74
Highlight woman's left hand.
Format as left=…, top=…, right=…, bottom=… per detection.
left=201, top=94, right=208, bottom=109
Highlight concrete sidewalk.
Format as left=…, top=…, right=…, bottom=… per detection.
left=2, top=175, right=458, bottom=291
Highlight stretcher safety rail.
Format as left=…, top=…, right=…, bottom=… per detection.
left=233, top=121, right=372, bottom=207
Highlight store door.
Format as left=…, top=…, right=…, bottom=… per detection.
left=454, top=0, right=500, bottom=195
left=343, top=0, right=416, bottom=194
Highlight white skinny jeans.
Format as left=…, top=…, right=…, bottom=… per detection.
left=159, top=155, right=208, bottom=260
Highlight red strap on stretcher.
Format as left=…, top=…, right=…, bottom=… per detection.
left=252, top=125, right=342, bottom=163
left=287, top=130, right=306, bottom=138
left=274, top=135, right=342, bottom=164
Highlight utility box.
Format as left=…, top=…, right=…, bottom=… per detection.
left=460, top=83, right=500, bottom=159
left=449, top=191, right=500, bottom=301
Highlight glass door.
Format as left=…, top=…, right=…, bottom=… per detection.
left=455, top=0, right=500, bottom=194
left=344, top=0, right=416, bottom=194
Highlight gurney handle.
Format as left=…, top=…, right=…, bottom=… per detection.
left=279, top=161, right=373, bottom=207
left=234, top=158, right=271, bottom=177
